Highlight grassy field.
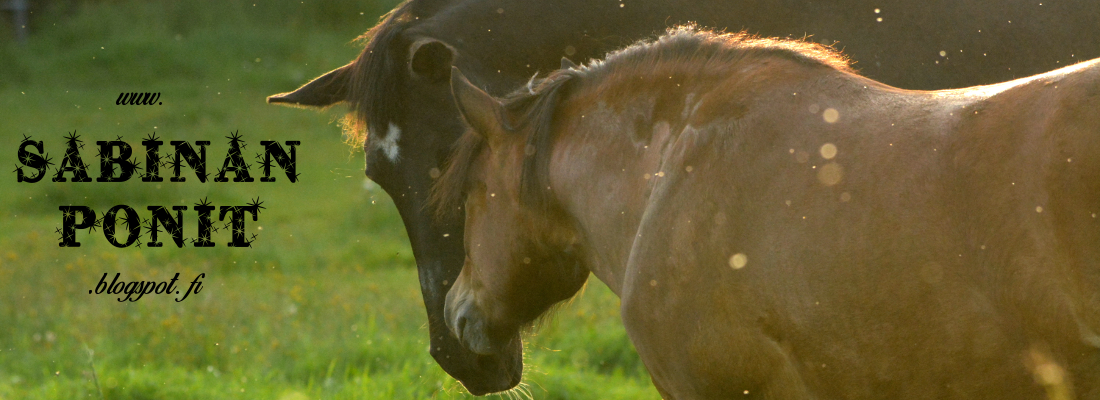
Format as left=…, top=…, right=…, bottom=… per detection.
left=0, top=1, right=658, bottom=399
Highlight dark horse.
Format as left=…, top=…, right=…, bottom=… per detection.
left=268, top=0, right=1100, bottom=394
left=438, top=27, right=1100, bottom=399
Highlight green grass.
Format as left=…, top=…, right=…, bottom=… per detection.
left=0, top=1, right=658, bottom=399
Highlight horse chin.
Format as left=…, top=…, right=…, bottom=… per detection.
left=455, top=337, right=523, bottom=396
left=444, top=318, right=523, bottom=394
left=443, top=294, right=524, bottom=394
left=429, top=316, right=524, bottom=396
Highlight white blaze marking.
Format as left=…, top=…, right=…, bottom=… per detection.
left=374, top=123, right=401, bottom=162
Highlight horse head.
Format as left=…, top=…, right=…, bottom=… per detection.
left=438, top=67, right=590, bottom=360
left=266, top=3, right=523, bottom=393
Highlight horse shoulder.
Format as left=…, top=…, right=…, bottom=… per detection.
left=620, top=147, right=826, bottom=397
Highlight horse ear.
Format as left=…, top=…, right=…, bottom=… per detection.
left=410, top=40, right=455, bottom=83
left=560, top=57, right=578, bottom=70
left=267, top=63, right=352, bottom=107
left=450, top=66, right=506, bottom=142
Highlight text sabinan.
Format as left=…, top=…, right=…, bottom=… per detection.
left=14, top=132, right=300, bottom=248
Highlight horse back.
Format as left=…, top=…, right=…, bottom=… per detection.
left=950, top=57, right=1100, bottom=354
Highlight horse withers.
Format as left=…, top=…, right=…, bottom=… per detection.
left=436, top=27, right=1100, bottom=399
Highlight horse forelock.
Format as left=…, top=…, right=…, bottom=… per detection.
left=509, top=71, right=579, bottom=213
left=429, top=70, right=579, bottom=220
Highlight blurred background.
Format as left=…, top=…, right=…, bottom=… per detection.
left=0, top=1, right=651, bottom=398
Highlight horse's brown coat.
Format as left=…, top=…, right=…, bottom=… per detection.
left=439, top=28, right=1100, bottom=399
left=269, top=0, right=1100, bottom=393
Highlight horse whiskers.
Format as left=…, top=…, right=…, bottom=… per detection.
left=517, top=382, right=535, bottom=400
left=496, top=381, right=534, bottom=400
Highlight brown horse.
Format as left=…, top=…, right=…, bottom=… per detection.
left=434, top=26, right=1100, bottom=399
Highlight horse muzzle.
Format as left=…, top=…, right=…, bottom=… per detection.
left=444, top=290, right=500, bottom=355
left=441, top=299, right=524, bottom=395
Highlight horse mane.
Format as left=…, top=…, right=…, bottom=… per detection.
left=430, top=69, right=579, bottom=218
left=431, top=26, right=851, bottom=218
left=342, top=0, right=441, bottom=147
left=584, top=25, right=851, bottom=84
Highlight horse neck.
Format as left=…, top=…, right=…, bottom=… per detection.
left=542, top=120, right=651, bottom=295
left=541, top=60, right=805, bottom=294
